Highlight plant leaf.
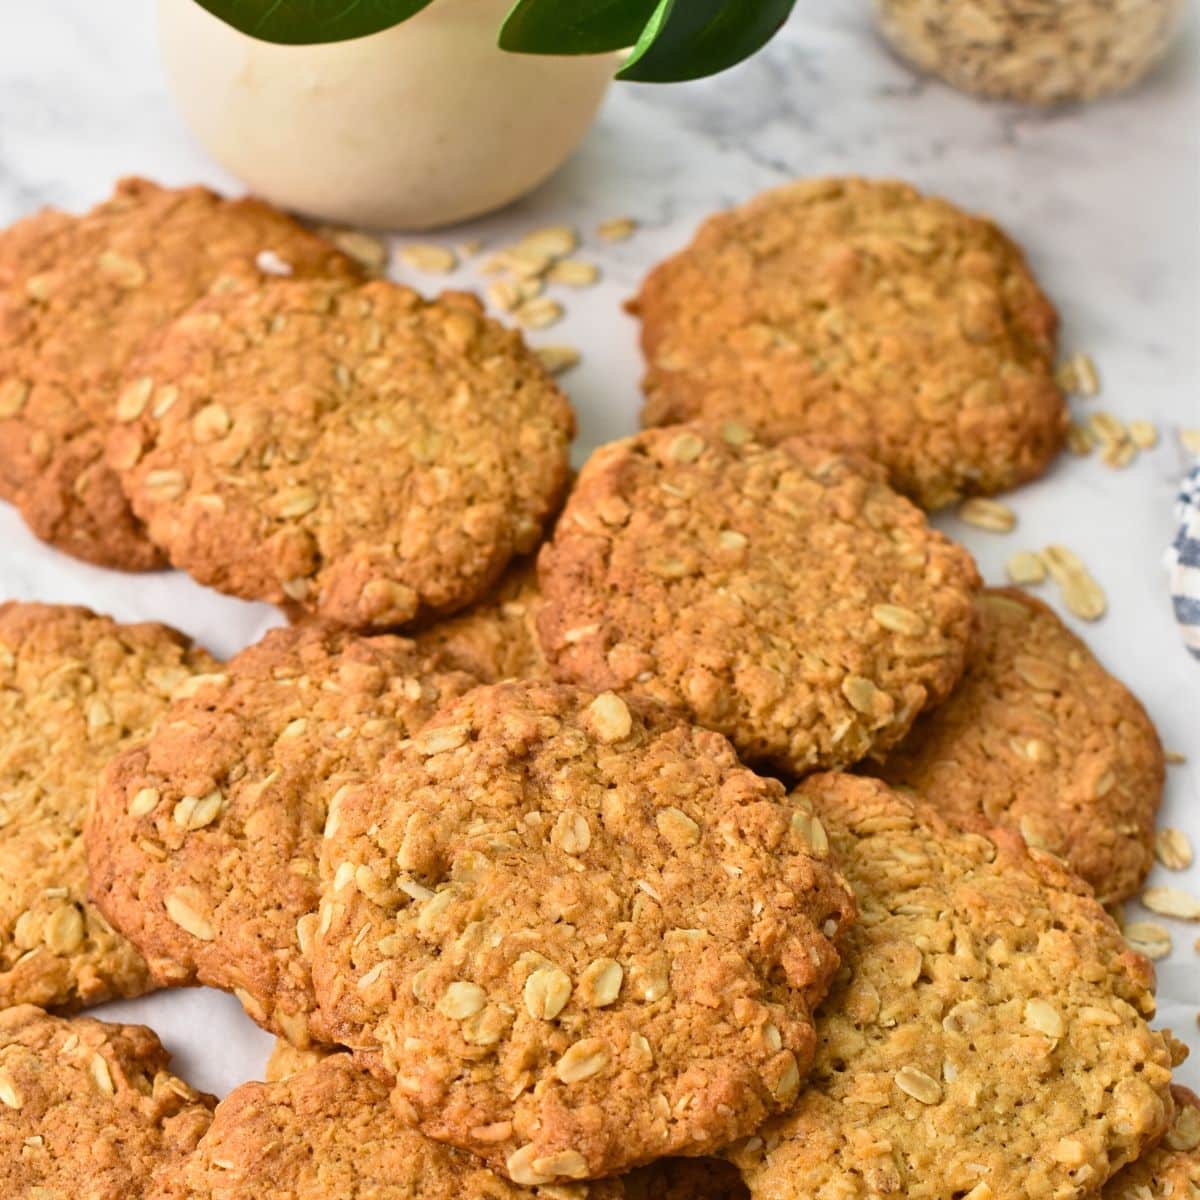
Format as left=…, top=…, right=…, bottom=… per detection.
left=499, top=0, right=659, bottom=55
left=191, top=0, right=438, bottom=45
left=616, top=0, right=797, bottom=82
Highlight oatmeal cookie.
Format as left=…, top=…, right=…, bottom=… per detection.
left=0, top=601, right=215, bottom=1010
left=0, top=1004, right=214, bottom=1200
left=1103, top=1086, right=1200, bottom=1199
left=312, top=680, right=855, bottom=1182
left=875, top=588, right=1164, bottom=902
left=110, top=276, right=574, bottom=629
left=0, top=177, right=357, bottom=568
left=412, top=555, right=546, bottom=681
left=152, top=1054, right=744, bottom=1200
left=536, top=426, right=979, bottom=775
left=729, top=773, right=1177, bottom=1200
left=87, top=623, right=479, bottom=1046
left=631, top=177, right=1066, bottom=509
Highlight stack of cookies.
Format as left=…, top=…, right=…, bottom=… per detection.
left=2, top=177, right=1195, bottom=1200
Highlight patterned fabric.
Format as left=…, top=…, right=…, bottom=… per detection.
left=1167, top=464, right=1200, bottom=659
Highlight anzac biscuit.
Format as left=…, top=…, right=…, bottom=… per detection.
left=0, top=1005, right=214, bottom=1200
left=152, top=1054, right=746, bottom=1200
left=0, top=601, right=215, bottom=1010
left=730, top=773, right=1177, bottom=1200
left=1103, top=1086, right=1200, bottom=1199
left=876, top=588, right=1164, bottom=902
left=110, top=277, right=574, bottom=629
left=88, top=623, right=479, bottom=1046
left=0, top=177, right=357, bottom=568
left=312, top=680, right=855, bottom=1182
left=631, top=177, right=1066, bottom=509
left=536, top=426, right=979, bottom=775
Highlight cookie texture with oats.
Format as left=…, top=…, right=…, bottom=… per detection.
left=413, top=555, right=547, bottom=682
left=536, top=425, right=979, bottom=776
left=152, top=1054, right=744, bottom=1200
left=631, top=177, right=1066, bottom=510
left=729, top=773, right=1177, bottom=1200
left=312, top=679, right=855, bottom=1183
left=87, top=623, right=480, bottom=1047
left=875, top=587, right=1164, bottom=903
left=1103, top=1086, right=1200, bottom=1199
left=0, top=1005, right=214, bottom=1200
left=0, top=601, right=215, bottom=1011
left=110, top=276, right=574, bottom=629
left=0, top=176, right=358, bottom=569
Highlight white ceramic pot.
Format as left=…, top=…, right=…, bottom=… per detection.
left=157, top=0, right=615, bottom=229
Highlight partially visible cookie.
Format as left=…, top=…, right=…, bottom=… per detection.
left=412, top=555, right=546, bottom=681
left=537, top=426, right=979, bottom=775
left=313, top=680, right=855, bottom=1182
left=110, top=276, right=575, bottom=629
left=631, top=177, right=1066, bottom=510
left=875, top=588, right=1164, bottom=902
left=730, top=773, right=1177, bottom=1200
left=88, top=623, right=480, bottom=1046
left=0, top=1004, right=214, bottom=1200
left=0, top=177, right=358, bottom=569
left=152, top=1054, right=744, bottom=1200
left=1104, top=1086, right=1200, bottom=1199
left=0, top=601, right=215, bottom=1010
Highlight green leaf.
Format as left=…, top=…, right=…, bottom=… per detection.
left=499, top=0, right=658, bottom=55
left=616, top=0, right=797, bottom=82
left=191, top=0, right=437, bottom=45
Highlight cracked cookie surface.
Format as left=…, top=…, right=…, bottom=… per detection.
left=730, top=773, right=1177, bottom=1200
left=875, top=588, right=1164, bottom=902
left=536, top=426, right=979, bottom=775
left=0, top=177, right=357, bottom=568
left=632, top=177, right=1066, bottom=509
left=110, top=276, right=574, bottom=629
left=88, top=623, right=479, bottom=1046
left=312, top=679, right=855, bottom=1182
left=152, top=1054, right=744, bottom=1200
left=0, top=1005, right=214, bottom=1200
left=0, top=601, right=215, bottom=1011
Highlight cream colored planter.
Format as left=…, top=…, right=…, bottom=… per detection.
left=157, top=0, right=615, bottom=229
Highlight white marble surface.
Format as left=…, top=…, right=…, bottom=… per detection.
left=1, top=0, right=1197, bottom=1100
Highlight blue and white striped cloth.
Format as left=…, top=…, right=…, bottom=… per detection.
left=1168, top=464, right=1200, bottom=659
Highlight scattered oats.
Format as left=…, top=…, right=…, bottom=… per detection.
left=1181, top=429, right=1200, bottom=455
left=514, top=296, right=564, bottom=330
left=1155, top=828, right=1194, bottom=871
left=1166, top=750, right=1187, bottom=765
left=958, top=497, right=1016, bottom=533
left=1128, top=419, right=1159, bottom=449
left=487, top=280, right=522, bottom=312
left=1005, top=550, right=1046, bottom=585
left=1102, top=439, right=1136, bottom=469
left=1040, top=545, right=1106, bottom=621
left=324, top=228, right=388, bottom=270
left=1066, top=421, right=1095, bottom=456
left=519, top=225, right=578, bottom=259
left=1055, top=358, right=1080, bottom=394
left=535, top=344, right=581, bottom=376
left=400, top=243, right=457, bottom=274
left=1087, top=411, right=1127, bottom=449
left=1125, top=920, right=1172, bottom=960
left=597, top=216, right=637, bottom=241
left=548, top=258, right=600, bottom=287
left=1072, top=352, right=1100, bottom=397
left=457, top=239, right=484, bottom=257
left=1142, top=886, right=1200, bottom=921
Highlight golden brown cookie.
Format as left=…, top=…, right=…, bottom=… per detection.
left=151, top=1054, right=743, bottom=1200
left=729, top=773, right=1177, bottom=1200
left=412, top=555, right=547, bottom=682
left=0, top=177, right=357, bottom=569
left=87, top=623, right=480, bottom=1046
left=1103, top=1086, right=1200, bottom=1199
left=312, top=679, right=855, bottom=1183
left=110, top=276, right=575, bottom=629
left=631, top=177, right=1066, bottom=510
left=875, top=588, right=1164, bottom=903
left=0, top=601, right=215, bottom=1011
left=536, top=426, right=979, bottom=775
left=0, top=1004, right=214, bottom=1200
